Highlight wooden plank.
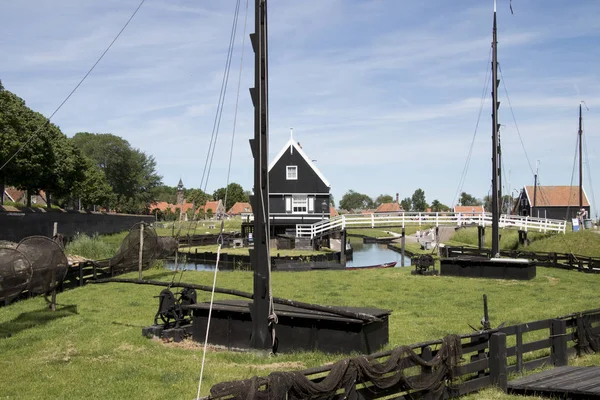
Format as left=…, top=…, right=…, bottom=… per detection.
left=521, top=356, right=551, bottom=371
left=453, top=358, right=488, bottom=376
left=520, top=338, right=551, bottom=353
left=455, top=375, right=491, bottom=396
left=520, top=319, right=552, bottom=333
left=508, top=366, right=579, bottom=387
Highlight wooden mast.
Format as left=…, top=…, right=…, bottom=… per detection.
left=491, top=0, right=501, bottom=257
left=578, top=104, right=583, bottom=211
left=249, top=0, right=271, bottom=350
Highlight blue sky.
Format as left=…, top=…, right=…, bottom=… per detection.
left=2, top=0, right=599, bottom=215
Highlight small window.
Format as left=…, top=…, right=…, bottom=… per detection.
left=286, top=166, right=298, bottom=180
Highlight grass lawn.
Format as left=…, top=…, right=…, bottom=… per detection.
left=1, top=266, right=600, bottom=399
left=178, top=244, right=332, bottom=257
left=153, top=218, right=244, bottom=237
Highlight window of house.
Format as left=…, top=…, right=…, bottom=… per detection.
left=286, top=166, right=298, bottom=180
left=292, top=195, right=307, bottom=213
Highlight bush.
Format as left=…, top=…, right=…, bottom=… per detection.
left=65, top=233, right=117, bottom=260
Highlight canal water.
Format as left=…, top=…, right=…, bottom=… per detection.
left=165, top=236, right=411, bottom=271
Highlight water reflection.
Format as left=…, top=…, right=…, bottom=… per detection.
left=346, top=237, right=411, bottom=268
left=165, top=237, right=411, bottom=271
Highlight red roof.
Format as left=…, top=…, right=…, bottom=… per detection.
left=149, top=201, right=194, bottom=214
left=4, top=187, right=23, bottom=202
left=375, top=203, right=403, bottom=213
left=203, top=201, right=220, bottom=213
left=524, top=186, right=590, bottom=207
left=329, top=206, right=339, bottom=217
left=360, top=209, right=375, bottom=215
left=228, top=202, right=252, bottom=215
left=454, top=205, right=485, bottom=215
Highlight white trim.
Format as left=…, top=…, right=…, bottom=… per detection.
left=286, top=165, right=298, bottom=180
left=285, top=197, right=291, bottom=212
left=269, top=192, right=330, bottom=196
left=268, top=138, right=331, bottom=188
left=3, top=190, right=15, bottom=202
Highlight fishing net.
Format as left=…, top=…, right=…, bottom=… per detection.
left=210, top=334, right=462, bottom=400
left=0, top=241, right=18, bottom=249
left=0, top=247, right=33, bottom=302
left=575, top=313, right=600, bottom=355
left=156, top=236, right=178, bottom=259
left=104, top=223, right=159, bottom=274
left=16, top=236, right=68, bottom=295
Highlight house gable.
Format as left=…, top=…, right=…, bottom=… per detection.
left=523, top=186, right=590, bottom=207
left=268, top=139, right=330, bottom=193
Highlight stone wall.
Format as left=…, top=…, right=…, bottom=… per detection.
left=0, top=208, right=155, bottom=242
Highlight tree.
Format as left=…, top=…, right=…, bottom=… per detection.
left=186, top=188, right=210, bottom=208
left=430, top=199, right=450, bottom=212
left=400, top=197, right=412, bottom=212
left=459, top=192, right=482, bottom=207
left=329, top=193, right=335, bottom=208
left=72, top=132, right=162, bottom=213
left=71, top=158, right=114, bottom=210
left=212, top=182, right=248, bottom=211
left=339, top=190, right=374, bottom=211
left=483, top=194, right=513, bottom=214
left=411, top=188, right=428, bottom=212
left=374, top=194, right=393, bottom=207
left=154, top=185, right=178, bottom=204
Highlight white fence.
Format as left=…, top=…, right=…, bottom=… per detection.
left=295, top=212, right=567, bottom=239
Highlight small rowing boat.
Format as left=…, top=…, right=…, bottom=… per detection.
left=346, top=261, right=397, bottom=270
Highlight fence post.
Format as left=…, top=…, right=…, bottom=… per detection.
left=551, top=319, right=568, bottom=367
left=489, top=332, right=507, bottom=392
left=138, top=224, right=144, bottom=280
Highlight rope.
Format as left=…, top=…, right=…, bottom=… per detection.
left=195, top=1, right=248, bottom=397
left=0, top=0, right=147, bottom=173
left=452, top=47, right=492, bottom=207
left=199, top=0, right=242, bottom=193
left=498, top=64, right=535, bottom=176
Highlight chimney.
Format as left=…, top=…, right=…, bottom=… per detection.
left=396, top=193, right=399, bottom=203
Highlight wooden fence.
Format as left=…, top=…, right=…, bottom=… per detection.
left=442, top=246, right=600, bottom=273
left=203, top=308, right=600, bottom=399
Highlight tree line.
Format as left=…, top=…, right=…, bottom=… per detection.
left=337, top=189, right=511, bottom=213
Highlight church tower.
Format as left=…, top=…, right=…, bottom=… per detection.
left=177, top=179, right=184, bottom=206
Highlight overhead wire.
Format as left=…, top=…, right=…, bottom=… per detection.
left=452, top=47, right=492, bottom=207
left=498, top=64, right=535, bottom=177
left=0, top=0, right=147, bottom=173
left=198, top=0, right=242, bottom=193
left=196, top=0, right=248, bottom=398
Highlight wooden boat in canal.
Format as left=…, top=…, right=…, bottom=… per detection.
left=346, top=261, right=397, bottom=270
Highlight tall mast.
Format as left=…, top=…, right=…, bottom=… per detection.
left=249, top=0, right=271, bottom=350
left=491, top=2, right=501, bottom=256
left=578, top=104, right=583, bottom=210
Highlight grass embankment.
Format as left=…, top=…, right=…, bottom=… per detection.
left=153, top=218, right=243, bottom=236
left=179, top=244, right=332, bottom=257
left=1, top=267, right=599, bottom=398
left=446, top=227, right=600, bottom=258
left=348, top=225, right=433, bottom=238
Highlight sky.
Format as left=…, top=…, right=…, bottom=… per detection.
left=2, top=0, right=600, bottom=216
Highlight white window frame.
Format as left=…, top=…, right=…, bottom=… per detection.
left=308, top=197, right=314, bottom=213
left=292, top=195, right=308, bottom=214
left=285, top=196, right=292, bottom=213
left=286, top=165, right=298, bottom=180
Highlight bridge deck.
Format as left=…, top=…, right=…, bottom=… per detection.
left=507, top=366, right=600, bottom=399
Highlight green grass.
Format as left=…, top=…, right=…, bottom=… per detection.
left=348, top=225, right=435, bottom=238
left=447, top=227, right=600, bottom=257
left=65, top=233, right=120, bottom=260
left=179, top=244, right=332, bottom=257
left=2, top=266, right=600, bottom=399
left=154, top=218, right=244, bottom=236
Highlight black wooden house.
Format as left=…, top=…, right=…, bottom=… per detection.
left=268, top=139, right=331, bottom=235
left=513, top=185, right=590, bottom=220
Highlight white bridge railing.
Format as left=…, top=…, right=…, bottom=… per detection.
left=295, top=212, right=567, bottom=239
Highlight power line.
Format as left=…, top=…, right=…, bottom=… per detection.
left=0, top=0, right=147, bottom=173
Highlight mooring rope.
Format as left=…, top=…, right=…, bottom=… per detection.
left=195, top=1, right=248, bottom=397
left=452, top=47, right=492, bottom=208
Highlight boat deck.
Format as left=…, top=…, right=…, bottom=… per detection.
left=507, top=366, right=600, bottom=399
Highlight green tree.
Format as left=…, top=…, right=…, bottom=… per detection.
left=374, top=194, right=393, bottom=207
left=329, top=193, right=335, bottom=208
left=71, top=158, right=114, bottom=210
left=72, top=132, right=162, bottom=213
left=212, top=182, right=248, bottom=211
left=411, top=188, right=428, bottom=212
left=186, top=188, right=210, bottom=208
left=400, top=197, right=412, bottom=212
left=154, top=185, right=178, bottom=204
left=483, top=194, right=513, bottom=214
left=459, top=192, right=482, bottom=207
left=339, top=190, right=374, bottom=211
left=206, top=208, right=214, bottom=219
left=430, top=199, right=450, bottom=212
